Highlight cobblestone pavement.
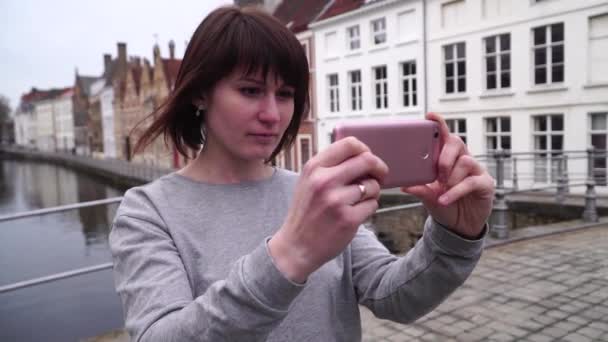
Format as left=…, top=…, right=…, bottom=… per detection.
left=360, top=226, right=608, bottom=342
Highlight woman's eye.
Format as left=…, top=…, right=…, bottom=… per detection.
left=241, top=87, right=261, bottom=96
left=278, top=90, right=295, bottom=99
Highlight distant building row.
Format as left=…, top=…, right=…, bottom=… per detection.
left=13, top=41, right=186, bottom=169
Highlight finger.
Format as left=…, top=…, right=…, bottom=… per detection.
left=345, top=198, right=379, bottom=225
left=446, top=155, right=484, bottom=188
left=310, top=136, right=370, bottom=169
left=425, top=112, right=451, bottom=143
left=329, top=151, right=389, bottom=186
left=438, top=175, right=493, bottom=206
left=401, top=184, right=435, bottom=203
left=333, top=178, right=381, bottom=205
left=437, top=135, right=468, bottom=183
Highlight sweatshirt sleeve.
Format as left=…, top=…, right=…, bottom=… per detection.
left=351, top=216, right=486, bottom=323
left=109, top=189, right=305, bottom=342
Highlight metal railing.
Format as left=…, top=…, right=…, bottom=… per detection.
left=1, top=148, right=606, bottom=294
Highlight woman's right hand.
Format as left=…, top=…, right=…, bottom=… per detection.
left=268, top=137, right=389, bottom=283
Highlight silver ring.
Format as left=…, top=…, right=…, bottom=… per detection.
left=357, top=183, right=367, bottom=201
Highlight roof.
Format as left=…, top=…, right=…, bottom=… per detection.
left=161, top=58, right=181, bottom=90
left=76, top=75, right=102, bottom=96
left=316, top=0, right=365, bottom=22
left=18, top=87, right=72, bottom=112
left=273, top=0, right=331, bottom=33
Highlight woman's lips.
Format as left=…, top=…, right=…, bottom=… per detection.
left=249, top=133, right=278, bottom=144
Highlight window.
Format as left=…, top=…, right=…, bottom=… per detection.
left=446, top=118, right=467, bottom=144
left=482, top=0, right=512, bottom=18
left=589, top=14, right=608, bottom=84
left=532, top=114, right=564, bottom=183
left=371, top=18, right=386, bottom=45
left=484, top=34, right=511, bottom=90
left=276, top=148, right=295, bottom=171
left=589, top=113, right=608, bottom=185
left=347, top=25, right=360, bottom=50
left=297, top=135, right=313, bottom=173
left=397, top=10, right=417, bottom=42
left=401, top=61, right=417, bottom=107
left=485, top=117, right=512, bottom=179
left=444, top=42, right=466, bottom=94
left=348, top=70, right=362, bottom=111
left=442, top=0, right=465, bottom=28
left=373, top=66, right=388, bottom=109
left=325, top=31, right=338, bottom=57
left=328, top=74, right=340, bottom=112
left=533, top=23, right=564, bottom=85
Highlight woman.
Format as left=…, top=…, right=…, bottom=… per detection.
left=109, top=5, right=495, bottom=342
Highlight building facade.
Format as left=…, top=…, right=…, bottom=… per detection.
left=312, top=0, right=426, bottom=151
left=425, top=0, right=608, bottom=189
left=52, top=88, right=75, bottom=151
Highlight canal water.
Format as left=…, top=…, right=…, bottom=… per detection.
left=0, top=158, right=130, bottom=342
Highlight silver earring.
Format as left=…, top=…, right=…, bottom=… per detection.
left=195, top=108, right=201, bottom=117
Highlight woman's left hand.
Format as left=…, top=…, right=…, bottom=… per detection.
left=402, top=112, right=496, bottom=239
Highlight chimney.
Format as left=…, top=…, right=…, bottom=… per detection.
left=103, top=54, right=112, bottom=74
left=169, top=40, right=175, bottom=60
left=153, top=43, right=161, bottom=61
left=117, top=42, right=127, bottom=64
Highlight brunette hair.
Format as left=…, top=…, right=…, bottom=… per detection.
left=134, top=5, right=310, bottom=162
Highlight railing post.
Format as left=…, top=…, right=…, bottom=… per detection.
left=563, top=154, right=569, bottom=193
left=512, top=157, right=518, bottom=191
left=491, top=150, right=509, bottom=239
left=583, top=147, right=599, bottom=222
left=556, top=155, right=566, bottom=204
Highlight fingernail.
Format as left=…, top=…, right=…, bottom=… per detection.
left=439, top=195, right=448, bottom=205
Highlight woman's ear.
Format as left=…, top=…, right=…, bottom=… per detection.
left=192, top=97, right=207, bottom=110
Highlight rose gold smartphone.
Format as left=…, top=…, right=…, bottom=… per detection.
left=332, top=119, right=442, bottom=189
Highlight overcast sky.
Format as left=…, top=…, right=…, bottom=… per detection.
left=0, top=0, right=233, bottom=112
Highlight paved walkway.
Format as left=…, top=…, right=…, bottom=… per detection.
left=361, top=225, right=608, bottom=342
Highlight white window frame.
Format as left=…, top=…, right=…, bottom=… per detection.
left=277, top=147, right=296, bottom=171
left=484, top=33, right=511, bottom=90
left=372, top=65, right=388, bottom=110
left=446, top=118, right=467, bottom=144
left=484, top=116, right=512, bottom=179
left=532, top=23, right=565, bottom=85
left=443, top=42, right=466, bottom=94
left=588, top=14, right=608, bottom=85
left=348, top=70, right=362, bottom=111
left=347, top=25, right=361, bottom=50
left=371, top=18, right=387, bottom=45
left=400, top=61, right=417, bottom=107
left=328, top=74, right=340, bottom=113
left=296, top=134, right=313, bottom=173
left=532, top=114, right=564, bottom=183
left=589, top=112, right=608, bottom=185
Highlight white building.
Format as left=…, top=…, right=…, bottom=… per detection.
left=89, top=78, right=117, bottom=158
left=426, top=0, right=608, bottom=189
left=100, top=85, right=116, bottom=158
left=33, top=88, right=73, bottom=152
left=311, top=0, right=608, bottom=190
left=14, top=107, right=35, bottom=148
left=311, top=0, right=426, bottom=151
left=53, top=89, right=75, bottom=151
left=35, top=100, right=56, bottom=151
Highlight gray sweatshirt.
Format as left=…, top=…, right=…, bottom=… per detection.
left=109, top=168, right=485, bottom=342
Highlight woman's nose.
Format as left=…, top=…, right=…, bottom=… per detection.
left=258, top=95, right=280, bottom=123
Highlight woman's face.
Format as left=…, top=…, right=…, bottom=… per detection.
left=201, top=68, right=295, bottom=163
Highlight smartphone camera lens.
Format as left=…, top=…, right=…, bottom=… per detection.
left=434, top=131, right=439, bottom=138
